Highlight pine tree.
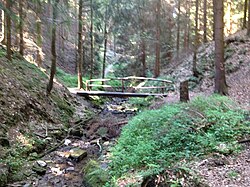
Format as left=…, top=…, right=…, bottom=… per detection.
left=214, top=0, right=228, bottom=95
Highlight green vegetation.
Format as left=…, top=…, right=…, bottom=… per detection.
left=129, top=96, right=154, bottom=110
left=56, top=68, right=79, bottom=87
left=0, top=135, right=46, bottom=182
left=104, top=95, right=249, bottom=185
left=51, top=93, right=75, bottom=123
left=83, top=160, right=109, bottom=187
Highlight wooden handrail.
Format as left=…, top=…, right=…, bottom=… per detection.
left=86, top=76, right=173, bottom=94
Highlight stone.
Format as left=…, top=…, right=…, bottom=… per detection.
left=66, top=167, right=75, bottom=172
left=36, top=160, right=47, bottom=167
left=32, top=163, right=47, bottom=175
left=64, top=139, right=72, bottom=146
left=70, top=128, right=84, bottom=137
left=69, top=148, right=87, bottom=162
left=23, top=183, right=32, bottom=187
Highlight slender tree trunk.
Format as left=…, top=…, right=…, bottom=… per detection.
left=0, top=10, right=4, bottom=43
left=193, top=0, right=199, bottom=77
left=176, top=0, right=180, bottom=58
left=183, top=0, right=190, bottom=50
left=19, top=0, right=24, bottom=56
left=247, top=0, right=250, bottom=36
left=90, top=0, right=94, bottom=79
left=6, top=0, right=11, bottom=61
left=203, top=0, right=207, bottom=43
left=154, top=0, right=161, bottom=78
left=140, top=1, right=147, bottom=77
left=47, top=0, right=59, bottom=94
left=74, top=0, right=78, bottom=73
left=140, top=39, right=146, bottom=77
left=214, top=0, right=228, bottom=95
left=102, top=22, right=108, bottom=79
left=243, top=0, right=247, bottom=29
left=77, top=0, right=83, bottom=89
left=3, top=2, right=7, bottom=45
left=36, top=1, right=42, bottom=67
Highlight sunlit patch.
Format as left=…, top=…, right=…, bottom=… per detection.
left=50, top=166, right=64, bottom=176
left=56, top=151, right=71, bottom=158
left=16, top=132, right=32, bottom=147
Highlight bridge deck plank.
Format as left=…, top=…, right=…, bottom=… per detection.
left=69, top=89, right=167, bottom=97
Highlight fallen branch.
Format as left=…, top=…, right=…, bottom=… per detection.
left=115, top=121, right=128, bottom=126
left=238, top=139, right=250, bottom=144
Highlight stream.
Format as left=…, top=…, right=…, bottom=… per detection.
left=21, top=98, right=136, bottom=187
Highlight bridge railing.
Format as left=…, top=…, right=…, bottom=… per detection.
left=85, top=76, right=173, bottom=94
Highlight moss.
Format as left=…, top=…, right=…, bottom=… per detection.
left=51, top=93, right=75, bottom=123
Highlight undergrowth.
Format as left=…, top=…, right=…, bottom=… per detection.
left=56, top=68, right=79, bottom=87
left=101, top=95, right=250, bottom=186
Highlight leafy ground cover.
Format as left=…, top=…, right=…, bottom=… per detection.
left=85, top=95, right=249, bottom=186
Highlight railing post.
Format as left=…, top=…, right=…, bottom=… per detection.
left=86, top=80, right=89, bottom=91
left=122, top=79, right=124, bottom=92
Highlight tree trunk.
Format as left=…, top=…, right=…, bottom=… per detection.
left=0, top=10, right=4, bottom=43
left=243, top=0, right=247, bottom=29
left=47, top=0, right=59, bottom=94
left=203, top=0, right=207, bottom=43
left=36, top=1, right=42, bottom=67
left=183, top=0, right=190, bottom=50
left=180, top=80, right=189, bottom=102
left=6, top=0, right=11, bottom=61
left=247, top=0, right=250, bottom=36
left=214, top=0, right=228, bottom=95
left=77, top=0, right=83, bottom=89
left=193, top=0, right=199, bottom=77
left=140, top=39, right=146, bottom=77
left=176, top=0, right=180, bottom=58
left=19, top=0, right=24, bottom=56
left=154, top=0, right=161, bottom=78
left=90, top=0, right=94, bottom=79
left=102, top=23, right=108, bottom=80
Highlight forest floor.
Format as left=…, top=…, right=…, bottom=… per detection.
left=156, top=30, right=250, bottom=187
left=0, top=29, right=250, bottom=187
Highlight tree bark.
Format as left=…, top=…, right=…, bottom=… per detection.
left=154, top=0, right=161, bottom=78
left=36, top=1, right=42, bottom=67
left=243, top=0, right=247, bottom=29
left=180, top=80, right=189, bottom=102
left=102, top=24, right=108, bottom=80
left=90, top=0, right=94, bottom=79
left=6, top=0, right=11, bottom=61
left=47, top=0, right=59, bottom=94
left=19, top=0, right=24, bottom=56
left=214, top=0, right=228, bottom=95
left=77, top=0, right=83, bottom=89
left=183, top=0, right=191, bottom=51
left=203, top=0, right=207, bottom=43
left=247, top=0, right=250, bottom=36
left=102, top=5, right=108, bottom=80
left=193, top=0, right=199, bottom=77
left=0, top=10, right=4, bottom=43
left=176, top=0, right=180, bottom=58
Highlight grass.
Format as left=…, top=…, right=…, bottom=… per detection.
left=104, top=95, right=250, bottom=186
left=56, top=68, right=79, bottom=88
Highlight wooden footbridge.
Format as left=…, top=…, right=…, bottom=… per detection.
left=69, top=76, right=173, bottom=97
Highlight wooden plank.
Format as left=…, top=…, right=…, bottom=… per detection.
left=73, top=91, right=168, bottom=97
left=87, top=77, right=173, bottom=83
